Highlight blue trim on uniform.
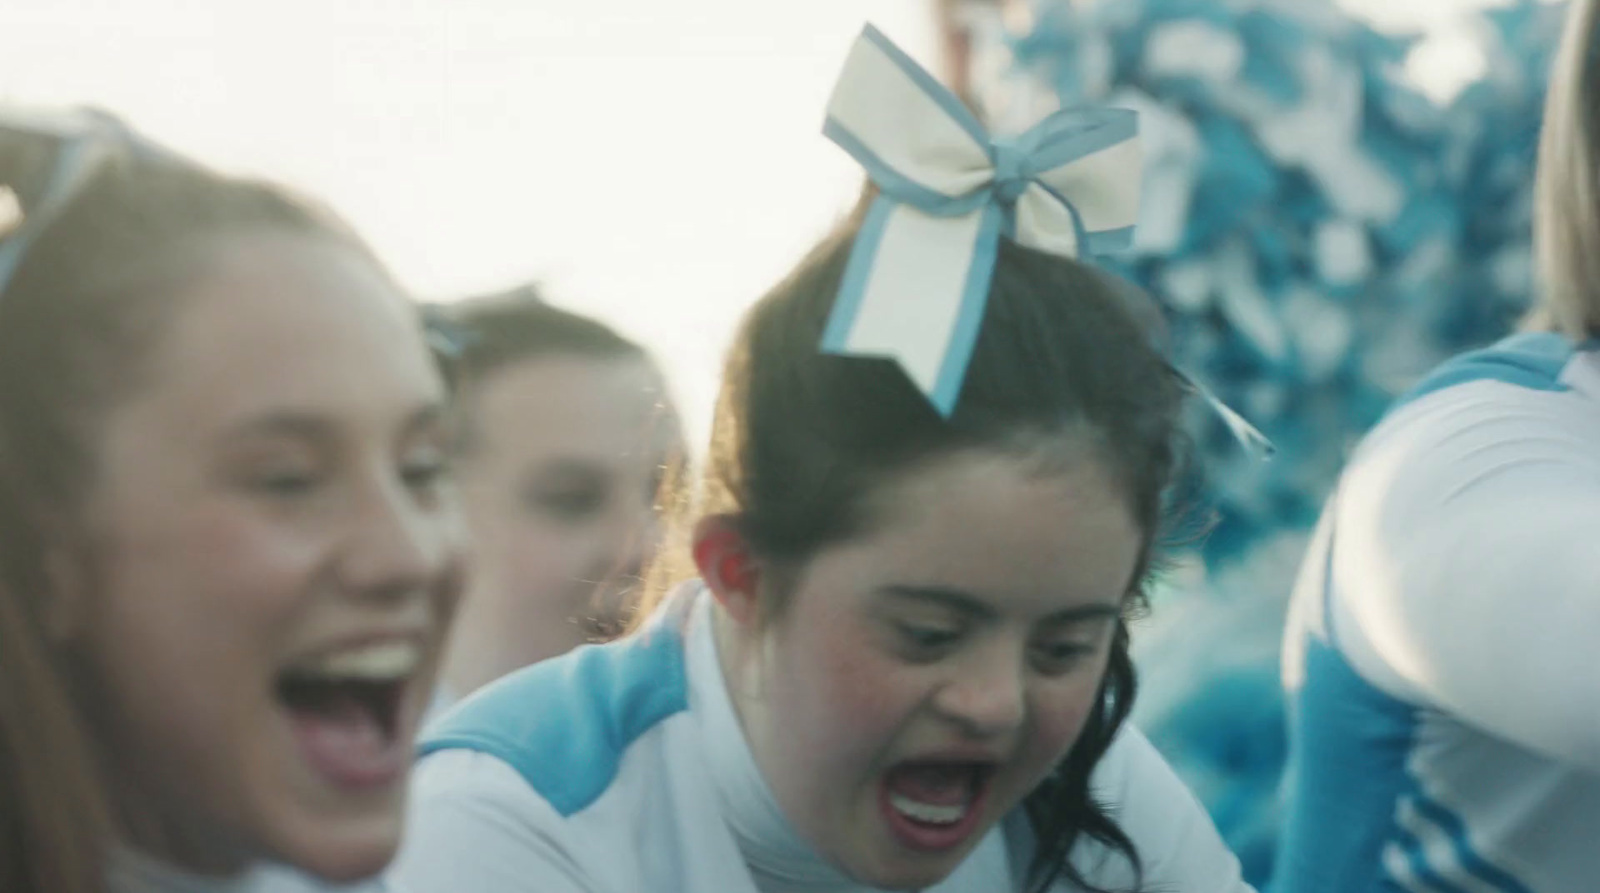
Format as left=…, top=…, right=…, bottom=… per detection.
left=1276, top=519, right=1420, bottom=893
left=1392, top=332, right=1577, bottom=412
left=1411, top=793, right=1535, bottom=893
left=1275, top=637, right=1419, bottom=893
left=419, top=623, right=690, bottom=817
left=1391, top=823, right=1471, bottom=893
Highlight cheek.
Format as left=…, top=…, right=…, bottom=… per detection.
left=98, top=502, right=319, bottom=657
left=1021, top=657, right=1114, bottom=775
left=84, top=502, right=319, bottom=789
left=779, top=614, right=922, bottom=766
left=467, top=503, right=577, bottom=588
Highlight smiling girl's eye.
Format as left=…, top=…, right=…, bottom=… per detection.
left=244, top=468, right=323, bottom=498
left=401, top=441, right=452, bottom=497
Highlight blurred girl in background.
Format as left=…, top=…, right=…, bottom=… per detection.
left=433, top=287, right=682, bottom=703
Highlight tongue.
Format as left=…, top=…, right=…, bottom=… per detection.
left=287, top=693, right=399, bottom=790
left=887, top=764, right=976, bottom=806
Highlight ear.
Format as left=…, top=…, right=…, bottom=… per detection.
left=692, top=515, right=761, bottom=627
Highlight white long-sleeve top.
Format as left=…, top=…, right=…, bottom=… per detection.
left=388, top=584, right=1251, bottom=893
left=1276, top=332, right=1600, bottom=892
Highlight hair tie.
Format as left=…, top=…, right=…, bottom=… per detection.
left=0, top=107, right=188, bottom=300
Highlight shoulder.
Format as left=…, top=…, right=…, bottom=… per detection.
left=391, top=750, right=603, bottom=892
left=419, top=617, right=692, bottom=817
left=1340, top=332, right=1600, bottom=536
left=1043, top=726, right=1252, bottom=892
left=1390, top=330, right=1589, bottom=411
left=1307, top=332, right=1600, bottom=702
left=1361, top=331, right=1600, bottom=473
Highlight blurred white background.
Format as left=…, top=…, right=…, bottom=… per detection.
left=0, top=0, right=1546, bottom=441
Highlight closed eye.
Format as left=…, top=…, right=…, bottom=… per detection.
left=894, top=622, right=963, bottom=656
left=246, top=470, right=322, bottom=498
left=1030, top=641, right=1096, bottom=675
left=402, top=451, right=450, bottom=487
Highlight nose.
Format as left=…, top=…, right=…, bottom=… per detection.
left=339, top=476, right=462, bottom=602
left=932, top=641, right=1029, bottom=738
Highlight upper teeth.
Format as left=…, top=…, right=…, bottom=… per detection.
left=295, top=642, right=422, bottom=682
left=889, top=793, right=968, bottom=826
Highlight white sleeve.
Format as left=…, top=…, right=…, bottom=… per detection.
left=385, top=751, right=602, bottom=893
left=1067, top=725, right=1253, bottom=893
left=1335, top=387, right=1600, bottom=772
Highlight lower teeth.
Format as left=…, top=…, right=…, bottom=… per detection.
left=888, top=792, right=966, bottom=825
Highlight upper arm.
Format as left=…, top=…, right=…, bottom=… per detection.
left=386, top=751, right=602, bottom=893
left=1334, top=388, right=1600, bottom=771
left=1065, top=726, right=1254, bottom=893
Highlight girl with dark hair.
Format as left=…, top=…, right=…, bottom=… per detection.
left=0, top=108, right=466, bottom=892
left=393, top=27, right=1250, bottom=893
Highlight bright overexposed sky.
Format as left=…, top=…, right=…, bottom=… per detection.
left=0, top=0, right=1541, bottom=441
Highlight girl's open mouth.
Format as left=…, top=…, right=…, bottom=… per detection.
left=878, top=759, right=997, bottom=853
left=274, top=640, right=423, bottom=791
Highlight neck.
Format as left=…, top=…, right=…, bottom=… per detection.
left=101, top=750, right=251, bottom=880
left=700, top=598, right=863, bottom=892
left=113, top=808, right=251, bottom=881
left=108, top=847, right=256, bottom=893
left=439, top=585, right=549, bottom=697
left=710, top=603, right=763, bottom=752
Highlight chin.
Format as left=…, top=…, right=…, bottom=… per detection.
left=270, top=812, right=405, bottom=884
left=844, top=850, right=968, bottom=893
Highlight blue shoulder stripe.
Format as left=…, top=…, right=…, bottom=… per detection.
left=418, top=623, right=690, bottom=816
left=1408, top=793, right=1535, bottom=893
left=1393, top=332, right=1580, bottom=412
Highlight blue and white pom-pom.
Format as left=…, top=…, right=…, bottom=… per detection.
left=992, top=0, right=1565, bottom=565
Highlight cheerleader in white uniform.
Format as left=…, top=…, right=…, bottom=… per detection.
left=1274, top=3, right=1600, bottom=890
left=390, top=26, right=1252, bottom=893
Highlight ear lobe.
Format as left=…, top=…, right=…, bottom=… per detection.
left=692, top=515, right=761, bottom=625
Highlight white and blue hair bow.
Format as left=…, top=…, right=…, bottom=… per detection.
left=818, top=26, right=1272, bottom=457
left=819, top=24, right=1141, bottom=416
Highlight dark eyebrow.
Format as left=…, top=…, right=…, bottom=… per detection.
left=878, top=584, right=1122, bottom=625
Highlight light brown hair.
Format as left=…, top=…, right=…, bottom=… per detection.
left=1533, top=0, right=1600, bottom=336
left=0, top=117, right=372, bottom=893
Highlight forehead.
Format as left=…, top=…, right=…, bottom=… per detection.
left=126, top=231, right=441, bottom=433
left=468, top=354, right=677, bottom=464
left=805, top=450, right=1143, bottom=615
